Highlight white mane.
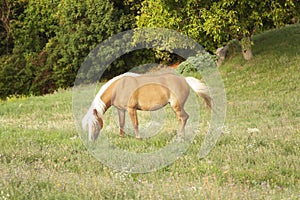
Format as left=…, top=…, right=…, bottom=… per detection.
left=82, top=72, right=140, bottom=132
left=93, top=72, right=140, bottom=115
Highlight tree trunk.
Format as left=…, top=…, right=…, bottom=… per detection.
left=242, top=48, right=253, bottom=60
left=240, top=36, right=253, bottom=60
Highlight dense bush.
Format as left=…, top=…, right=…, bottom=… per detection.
left=176, top=51, right=217, bottom=79
left=0, top=0, right=142, bottom=99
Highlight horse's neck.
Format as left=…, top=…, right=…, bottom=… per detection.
left=96, top=72, right=139, bottom=114
left=98, top=79, right=120, bottom=113
left=100, top=94, right=111, bottom=114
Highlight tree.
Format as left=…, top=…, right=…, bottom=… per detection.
left=0, top=0, right=58, bottom=98
left=0, top=0, right=11, bottom=54
left=49, top=0, right=137, bottom=88
left=200, top=0, right=296, bottom=60
left=137, top=0, right=298, bottom=60
left=0, top=0, right=139, bottom=99
left=0, top=0, right=27, bottom=55
left=11, top=0, right=60, bottom=95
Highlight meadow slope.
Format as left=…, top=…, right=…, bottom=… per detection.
left=0, top=25, right=299, bottom=199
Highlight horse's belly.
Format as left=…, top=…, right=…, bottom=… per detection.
left=133, top=84, right=169, bottom=111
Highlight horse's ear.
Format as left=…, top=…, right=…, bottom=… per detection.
left=93, top=109, right=103, bottom=128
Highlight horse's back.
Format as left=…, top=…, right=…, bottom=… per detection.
left=120, top=73, right=188, bottom=92
left=112, top=73, right=190, bottom=110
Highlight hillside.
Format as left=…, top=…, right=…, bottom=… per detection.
left=0, top=25, right=299, bottom=199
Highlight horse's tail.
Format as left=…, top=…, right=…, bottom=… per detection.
left=185, top=77, right=212, bottom=109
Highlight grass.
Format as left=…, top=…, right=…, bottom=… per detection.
left=1, top=24, right=300, bottom=199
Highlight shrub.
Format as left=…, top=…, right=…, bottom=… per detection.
left=176, top=52, right=217, bottom=79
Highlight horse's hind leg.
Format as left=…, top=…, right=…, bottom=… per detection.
left=171, top=102, right=189, bottom=137
left=178, top=109, right=189, bottom=137
left=127, top=108, right=140, bottom=139
left=117, top=109, right=125, bottom=137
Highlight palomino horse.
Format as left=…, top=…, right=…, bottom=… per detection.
left=82, top=72, right=211, bottom=141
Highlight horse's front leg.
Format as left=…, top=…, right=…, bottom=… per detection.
left=127, top=108, right=140, bottom=139
left=117, top=109, right=125, bottom=137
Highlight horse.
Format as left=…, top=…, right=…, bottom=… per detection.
left=82, top=72, right=211, bottom=141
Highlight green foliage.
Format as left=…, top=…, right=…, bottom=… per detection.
left=0, top=55, right=32, bottom=98
left=200, top=0, right=296, bottom=48
left=12, top=0, right=58, bottom=54
left=0, top=0, right=61, bottom=98
left=137, top=0, right=298, bottom=54
left=176, top=51, right=217, bottom=79
left=0, top=0, right=27, bottom=55
left=136, top=0, right=181, bottom=29
left=46, top=0, right=144, bottom=88
left=0, top=0, right=138, bottom=99
left=0, top=0, right=299, bottom=99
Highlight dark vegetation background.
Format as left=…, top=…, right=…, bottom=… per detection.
left=0, top=0, right=299, bottom=99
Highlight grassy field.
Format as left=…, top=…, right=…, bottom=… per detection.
left=0, top=25, right=299, bottom=199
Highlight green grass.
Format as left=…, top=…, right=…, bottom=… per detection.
left=1, top=25, right=300, bottom=199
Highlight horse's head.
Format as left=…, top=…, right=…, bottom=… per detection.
left=82, top=109, right=103, bottom=141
